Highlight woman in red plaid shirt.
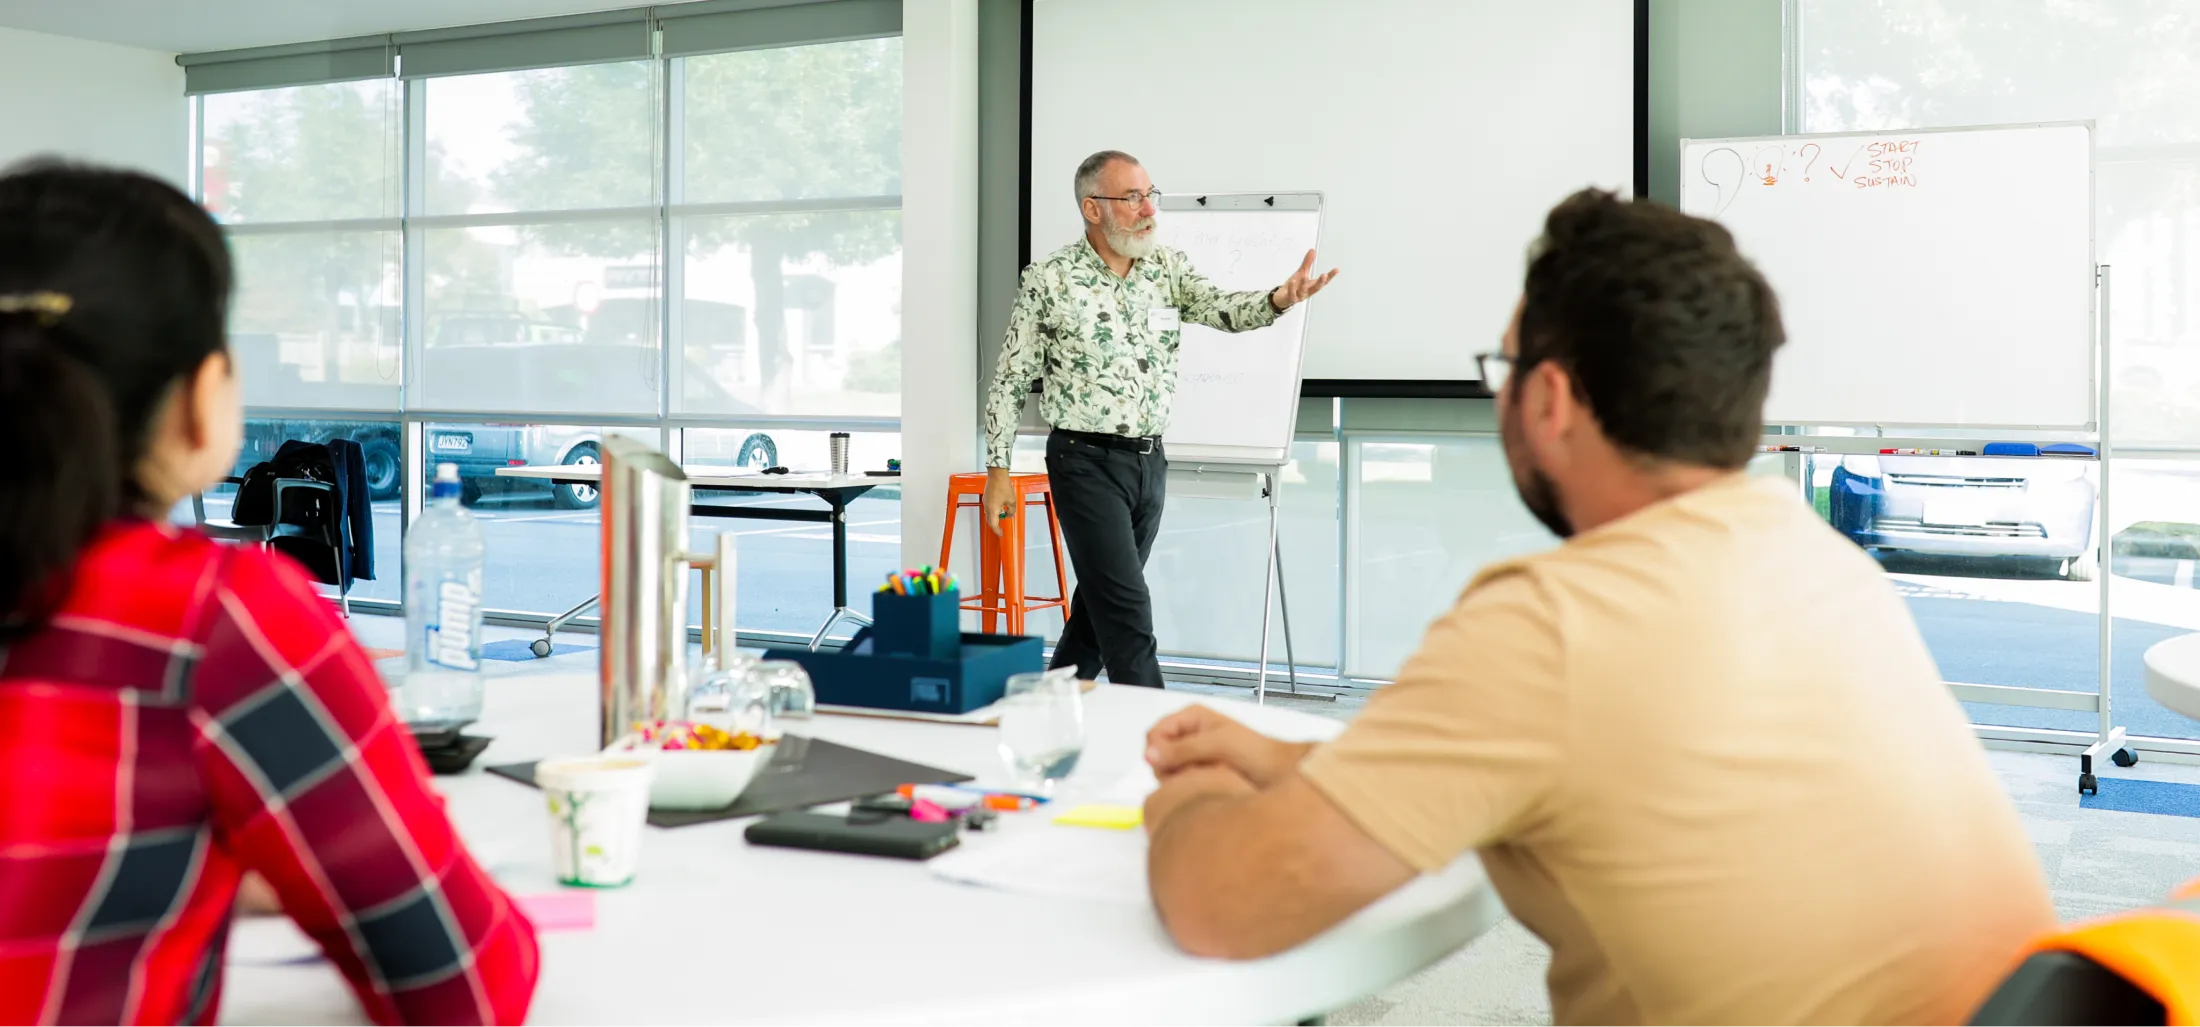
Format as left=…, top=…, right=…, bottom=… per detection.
left=0, top=162, right=539, bottom=1023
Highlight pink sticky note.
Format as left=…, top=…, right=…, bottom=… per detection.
left=516, top=891, right=596, bottom=932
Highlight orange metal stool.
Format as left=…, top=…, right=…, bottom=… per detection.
left=941, top=472, right=1070, bottom=635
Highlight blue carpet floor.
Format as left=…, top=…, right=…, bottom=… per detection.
left=2081, top=776, right=2200, bottom=818
left=479, top=638, right=596, bottom=662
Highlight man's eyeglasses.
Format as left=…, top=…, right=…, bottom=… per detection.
left=1087, top=188, right=1163, bottom=207
left=1476, top=352, right=1514, bottom=394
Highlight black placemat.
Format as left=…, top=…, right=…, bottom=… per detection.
left=484, top=735, right=972, bottom=828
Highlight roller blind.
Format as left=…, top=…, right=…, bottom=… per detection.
left=659, top=0, right=899, bottom=58
left=179, top=36, right=394, bottom=95
left=396, top=10, right=653, bottom=79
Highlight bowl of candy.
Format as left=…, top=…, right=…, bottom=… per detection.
left=606, top=721, right=774, bottom=811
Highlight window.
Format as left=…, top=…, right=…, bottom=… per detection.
left=676, top=210, right=901, bottom=417
left=2107, top=458, right=2200, bottom=740
left=203, top=81, right=401, bottom=410
left=423, top=422, right=651, bottom=618
left=683, top=428, right=903, bottom=641
left=421, top=64, right=655, bottom=216
left=1800, top=1, right=2200, bottom=449
left=176, top=417, right=404, bottom=605
left=202, top=81, right=398, bottom=223
left=673, top=39, right=903, bottom=418
left=1345, top=435, right=1554, bottom=679
left=1150, top=439, right=1342, bottom=669
left=191, top=27, right=900, bottom=640
left=414, top=64, right=661, bottom=415
left=416, top=220, right=662, bottom=414
left=1800, top=0, right=2200, bottom=740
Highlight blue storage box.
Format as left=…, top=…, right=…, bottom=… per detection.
left=764, top=631, right=1042, bottom=715
left=762, top=588, right=1043, bottom=715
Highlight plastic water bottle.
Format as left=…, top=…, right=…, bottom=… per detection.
left=402, top=463, right=486, bottom=729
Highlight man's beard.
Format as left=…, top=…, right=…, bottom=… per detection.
left=1102, top=207, right=1158, bottom=260
left=1501, top=396, right=1575, bottom=539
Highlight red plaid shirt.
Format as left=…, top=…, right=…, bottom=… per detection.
left=0, top=521, right=538, bottom=1024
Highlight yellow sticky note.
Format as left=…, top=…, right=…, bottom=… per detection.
left=1052, top=804, right=1143, bottom=830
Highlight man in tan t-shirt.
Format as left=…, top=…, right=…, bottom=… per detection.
left=1139, top=189, right=2054, bottom=1024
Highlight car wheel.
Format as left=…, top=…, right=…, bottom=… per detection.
left=736, top=433, right=778, bottom=471
left=2062, top=547, right=2099, bottom=582
left=361, top=436, right=402, bottom=501
left=554, top=442, right=603, bottom=510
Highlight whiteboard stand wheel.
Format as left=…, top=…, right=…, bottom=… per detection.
left=2112, top=747, right=2139, bottom=768
left=2080, top=772, right=2099, bottom=796
left=530, top=638, right=553, bottom=659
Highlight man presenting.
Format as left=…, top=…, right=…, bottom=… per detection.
left=982, top=150, right=1337, bottom=686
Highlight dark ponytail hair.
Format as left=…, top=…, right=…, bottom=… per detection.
left=0, top=160, right=234, bottom=640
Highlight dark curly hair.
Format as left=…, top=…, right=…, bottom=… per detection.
left=1517, top=189, right=1784, bottom=470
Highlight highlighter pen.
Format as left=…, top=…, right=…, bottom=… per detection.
left=899, top=782, right=1052, bottom=806
left=895, top=784, right=983, bottom=810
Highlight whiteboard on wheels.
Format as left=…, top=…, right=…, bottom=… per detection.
left=1155, top=192, right=1322, bottom=468
left=1679, top=122, right=2093, bottom=429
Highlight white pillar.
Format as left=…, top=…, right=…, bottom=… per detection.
left=900, top=0, right=982, bottom=573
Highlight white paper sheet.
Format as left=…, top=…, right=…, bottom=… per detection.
left=930, top=821, right=1151, bottom=906
left=928, top=769, right=1160, bottom=905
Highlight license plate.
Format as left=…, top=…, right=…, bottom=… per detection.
left=1922, top=496, right=1991, bottom=527
left=432, top=434, right=471, bottom=453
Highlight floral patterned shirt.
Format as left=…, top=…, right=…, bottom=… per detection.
left=984, top=236, right=1280, bottom=467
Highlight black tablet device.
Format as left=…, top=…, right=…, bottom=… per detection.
left=743, top=811, right=960, bottom=860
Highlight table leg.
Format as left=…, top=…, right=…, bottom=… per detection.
left=699, top=566, right=715, bottom=661
left=831, top=497, right=849, bottom=611
left=807, top=494, right=872, bottom=651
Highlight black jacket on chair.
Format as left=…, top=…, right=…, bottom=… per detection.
left=232, top=439, right=376, bottom=589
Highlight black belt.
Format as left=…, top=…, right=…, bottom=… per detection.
left=1055, top=429, right=1162, bottom=455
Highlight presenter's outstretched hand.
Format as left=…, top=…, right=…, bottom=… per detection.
left=1269, top=249, right=1339, bottom=312
left=983, top=466, right=1016, bottom=536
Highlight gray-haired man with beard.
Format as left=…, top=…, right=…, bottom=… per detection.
left=982, top=150, right=1338, bottom=686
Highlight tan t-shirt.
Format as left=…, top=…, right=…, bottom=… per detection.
left=1300, top=475, right=2053, bottom=1025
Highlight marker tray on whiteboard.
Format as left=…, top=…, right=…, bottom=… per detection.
left=763, top=632, right=1044, bottom=715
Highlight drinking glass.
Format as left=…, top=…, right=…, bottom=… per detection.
left=997, top=668, right=1084, bottom=791
left=744, top=661, right=815, bottom=739
left=686, top=651, right=769, bottom=738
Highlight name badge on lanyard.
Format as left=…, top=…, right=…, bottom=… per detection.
left=1148, top=306, right=1181, bottom=331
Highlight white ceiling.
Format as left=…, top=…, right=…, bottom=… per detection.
left=0, top=0, right=650, bottom=55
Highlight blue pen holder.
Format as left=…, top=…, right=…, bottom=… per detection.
left=872, top=589, right=961, bottom=659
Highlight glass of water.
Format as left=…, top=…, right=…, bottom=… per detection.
left=997, top=669, right=1084, bottom=791
left=686, top=651, right=766, bottom=737
left=744, top=661, right=815, bottom=740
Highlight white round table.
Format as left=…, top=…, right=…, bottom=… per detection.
left=2145, top=632, right=2200, bottom=724
left=219, top=675, right=1500, bottom=1025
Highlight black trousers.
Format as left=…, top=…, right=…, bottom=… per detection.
left=1045, top=430, right=1167, bottom=687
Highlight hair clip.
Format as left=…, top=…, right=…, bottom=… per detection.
left=0, top=291, right=72, bottom=325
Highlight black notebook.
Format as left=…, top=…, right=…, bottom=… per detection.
left=484, top=735, right=972, bottom=828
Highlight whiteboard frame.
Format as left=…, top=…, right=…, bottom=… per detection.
left=1155, top=191, right=1324, bottom=470
left=1680, top=120, right=2098, bottom=433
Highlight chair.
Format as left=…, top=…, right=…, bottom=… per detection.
left=193, top=475, right=271, bottom=544
left=1969, top=950, right=2162, bottom=1024
left=195, top=476, right=352, bottom=617
left=939, top=472, right=1070, bottom=636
